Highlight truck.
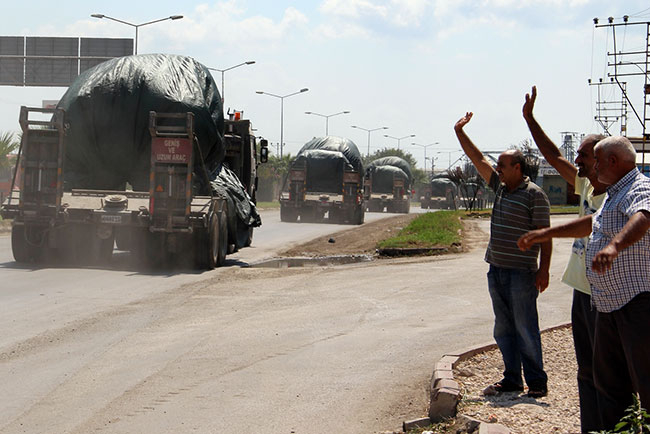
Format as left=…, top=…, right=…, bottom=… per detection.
left=420, top=175, right=459, bottom=210
left=1, top=54, right=267, bottom=269
left=364, top=156, right=412, bottom=213
left=279, top=136, right=364, bottom=225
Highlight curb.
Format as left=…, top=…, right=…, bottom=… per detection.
left=403, top=323, right=572, bottom=433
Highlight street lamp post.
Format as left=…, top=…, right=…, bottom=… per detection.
left=350, top=125, right=389, bottom=157
left=256, top=88, right=309, bottom=158
left=384, top=133, right=416, bottom=151
left=208, top=61, right=255, bottom=106
left=411, top=142, right=438, bottom=171
left=304, top=110, right=350, bottom=135
left=91, top=14, right=184, bottom=55
left=435, top=150, right=453, bottom=170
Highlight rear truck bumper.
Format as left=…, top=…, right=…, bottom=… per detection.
left=4, top=191, right=223, bottom=234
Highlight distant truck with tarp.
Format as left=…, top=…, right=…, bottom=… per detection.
left=279, top=136, right=364, bottom=224
left=420, top=175, right=459, bottom=210
left=364, top=156, right=412, bottom=213
left=1, top=54, right=267, bottom=269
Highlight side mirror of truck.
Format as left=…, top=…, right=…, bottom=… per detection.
left=260, top=139, right=269, bottom=163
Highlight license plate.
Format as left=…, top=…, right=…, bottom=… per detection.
left=101, top=215, right=122, bottom=224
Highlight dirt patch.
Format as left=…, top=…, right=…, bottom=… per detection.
left=280, top=213, right=419, bottom=257
left=279, top=213, right=487, bottom=258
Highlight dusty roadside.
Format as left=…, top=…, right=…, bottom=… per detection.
left=280, top=212, right=485, bottom=257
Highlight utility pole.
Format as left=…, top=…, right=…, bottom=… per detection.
left=594, top=15, right=650, bottom=172
left=559, top=132, right=582, bottom=163
left=588, top=78, right=628, bottom=136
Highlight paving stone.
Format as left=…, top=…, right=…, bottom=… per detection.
left=435, top=378, right=460, bottom=392
left=440, top=354, right=460, bottom=367
left=402, top=417, right=431, bottom=431
left=431, top=369, right=454, bottom=389
left=428, top=386, right=461, bottom=421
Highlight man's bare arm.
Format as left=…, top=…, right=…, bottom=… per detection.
left=517, top=215, right=593, bottom=251
left=453, top=112, right=496, bottom=184
left=592, top=210, right=650, bottom=273
left=523, top=86, right=577, bottom=186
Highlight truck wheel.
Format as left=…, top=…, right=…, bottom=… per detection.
left=300, top=208, right=315, bottom=223
left=243, top=226, right=253, bottom=248
left=196, top=215, right=218, bottom=270
left=217, top=212, right=228, bottom=266
left=354, top=206, right=365, bottom=225
left=11, top=224, right=32, bottom=263
left=280, top=205, right=297, bottom=222
left=328, top=208, right=338, bottom=223
left=96, top=233, right=115, bottom=263
left=115, top=228, right=131, bottom=251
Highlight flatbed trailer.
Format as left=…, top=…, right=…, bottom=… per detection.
left=1, top=107, right=245, bottom=269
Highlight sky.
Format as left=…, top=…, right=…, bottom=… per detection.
left=1, top=0, right=649, bottom=170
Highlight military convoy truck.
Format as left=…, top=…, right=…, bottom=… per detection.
left=1, top=54, right=267, bottom=269
left=420, top=175, right=459, bottom=210
left=279, top=136, right=364, bottom=224
left=364, top=156, right=412, bottom=213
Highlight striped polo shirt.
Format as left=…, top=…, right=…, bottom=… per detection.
left=485, top=172, right=551, bottom=270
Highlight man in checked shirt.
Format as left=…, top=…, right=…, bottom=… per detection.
left=518, top=136, right=650, bottom=430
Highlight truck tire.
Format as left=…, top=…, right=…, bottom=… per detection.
left=217, top=212, right=228, bottom=266
left=328, top=208, right=340, bottom=223
left=354, top=205, right=365, bottom=225
left=11, top=224, right=32, bottom=263
left=243, top=226, right=253, bottom=248
left=195, top=214, right=218, bottom=270
left=300, top=208, right=316, bottom=223
left=280, top=205, right=297, bottom=222
left=96, top=233, right=115, bottom=263
left=115, top=228, right=132, bottom=251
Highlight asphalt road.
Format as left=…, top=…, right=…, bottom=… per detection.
left=0, top=211, right=576, bottom=434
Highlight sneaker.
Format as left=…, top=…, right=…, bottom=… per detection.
left=526, top=386, right=548, bottom=398
left=482, top=380, right=524, bottom=396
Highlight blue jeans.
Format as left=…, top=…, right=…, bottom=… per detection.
left=487, top=265, right=547, bottom=388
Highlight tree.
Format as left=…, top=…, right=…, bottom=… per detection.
left=256, top=154, right=297, bottom=201
left=0, top=132, right=19, bottom=183
left=446, top=160, right=487, bottom=212
left=0, top=131, right=19, bottom=171
left=510, top=139, right=540, bottom=183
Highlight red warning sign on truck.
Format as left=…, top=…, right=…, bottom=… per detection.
left=152, top=137, right=192, bottom=163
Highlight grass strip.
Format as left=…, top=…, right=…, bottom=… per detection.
left=377, top=210, right=463, bottom=249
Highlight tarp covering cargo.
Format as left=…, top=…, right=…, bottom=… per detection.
left=367, top=156, right=412, bottom=182
left=297, top=136, right=363, bottom=173
left=295, top=149, right=352, bottom=193
left=367, top=156, right=412, bottom=193
left=370, top=165, right=409, bottom=194
left=57, top=53, right=224, bottom=191
left=211, top=164, right=261, bottom=228
left=430, top=177, right=457, bottom=197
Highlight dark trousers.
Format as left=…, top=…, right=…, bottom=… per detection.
left=487, top=266, right=547, bottom=388
left=571, top=290, right=601, bottom=433
left=593, top=292, right=650, bottom=430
